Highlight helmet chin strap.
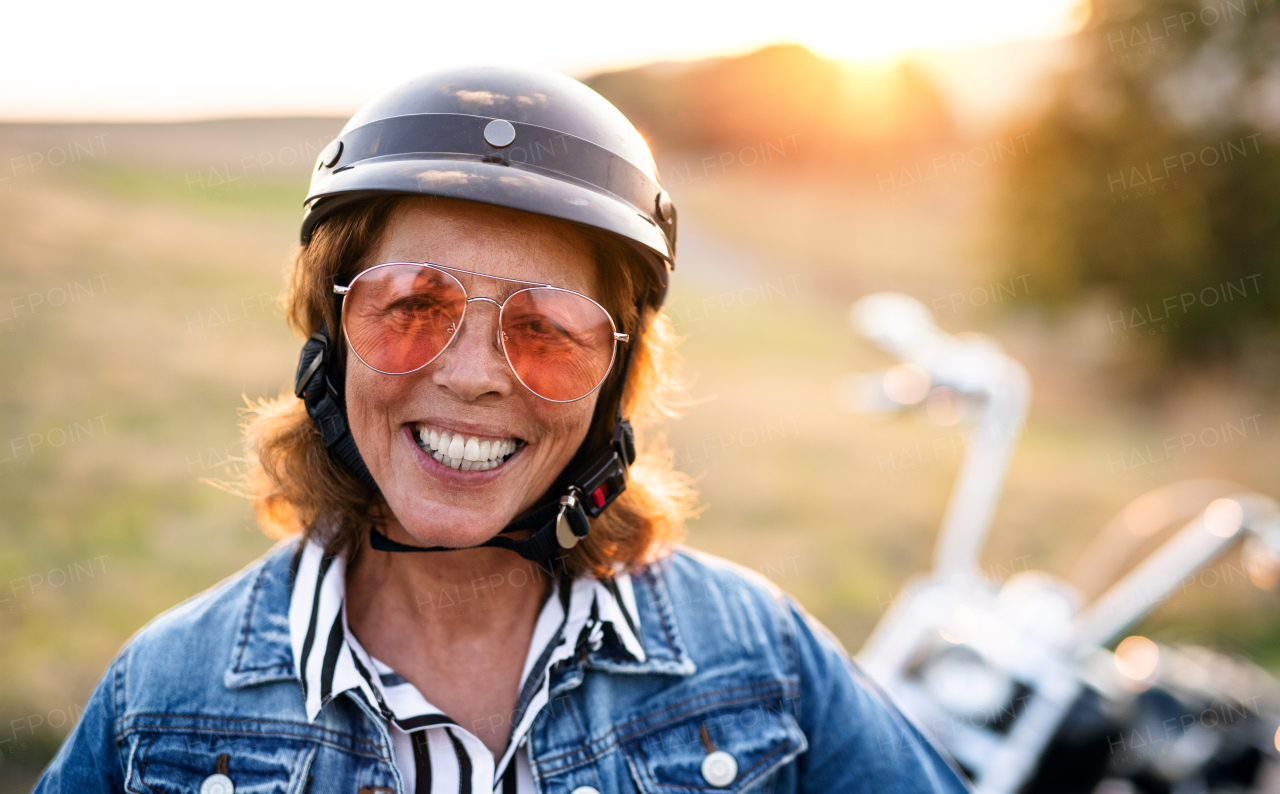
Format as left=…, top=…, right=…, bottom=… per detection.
left=294, top=302, right=642, bottom=562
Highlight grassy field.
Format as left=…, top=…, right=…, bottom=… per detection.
left=1, top=121, right=1277, bottom=787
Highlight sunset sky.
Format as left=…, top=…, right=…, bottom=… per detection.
left=2, top=0, right=1087, bottom=121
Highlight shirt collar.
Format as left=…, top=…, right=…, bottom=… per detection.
left=223, top=537, right=696, bottom=695
left=286, top=537, right=646, bottom=723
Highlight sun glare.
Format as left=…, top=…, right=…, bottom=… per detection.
left=796, top=0, right=1089, bottom=63
left=0, top=0, right=1090, bottom=120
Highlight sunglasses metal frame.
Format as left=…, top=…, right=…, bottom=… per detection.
left=334, top=262, right=630, bottom=403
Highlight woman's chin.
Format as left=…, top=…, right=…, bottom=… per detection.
left=384, top=499, right=517, bottom=550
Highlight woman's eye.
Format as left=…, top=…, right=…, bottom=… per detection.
left=387, top=296, right=444, bottom=315
left=508, top=316, right=569, bottom=341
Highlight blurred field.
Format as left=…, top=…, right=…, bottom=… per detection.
left=1, top=117, right=1277, bottom=787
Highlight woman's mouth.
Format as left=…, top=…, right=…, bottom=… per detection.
left=411, top=422, right=522, bottom=472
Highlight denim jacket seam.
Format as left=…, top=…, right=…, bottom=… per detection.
left=122, top=723, right=380, bottom=759
left=640, top=564, right=683, bottom=661
left=611, top=681, right=798, bottom=741
left=118, top=709, right=379, bottom=742
left=118, top=725, right=383, bottom=759
left=112, top=650, right=129, bottom=779
left=134, top=731, right=159, bottom=794
left=231, top=558, right=272, bottom=674
left=534, top=681, right=797, bottom=774
left=535, top=729, right=621, bottom=772
left=778, top=599, right=802, bottom=724
left=117, top=713, right=382, bottom=756
left=636, top=567, right=674, bottom=658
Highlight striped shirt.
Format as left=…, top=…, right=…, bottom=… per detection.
left=288, top=538, right=645, bottom=793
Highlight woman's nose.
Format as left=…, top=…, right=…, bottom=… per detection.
left=430, top=300, right=512, bottom=401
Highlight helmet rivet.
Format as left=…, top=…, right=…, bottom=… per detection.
left=318, top=139, right=343, bottom=170
left=655, top=190, right=673, bottom=222
left=483, top=119, right=517, bottom=148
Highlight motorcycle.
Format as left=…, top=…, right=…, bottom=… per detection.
left=845, top=293, right=1280, bottom=794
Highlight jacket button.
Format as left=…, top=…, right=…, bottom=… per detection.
left=701, top=750, right=737, bottom=787
left=570, top=788, right=601, bottom=794
left=199, top=773, right=235, bottom=794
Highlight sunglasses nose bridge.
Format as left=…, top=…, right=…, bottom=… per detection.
left=457, top=295, right=507, bottom=351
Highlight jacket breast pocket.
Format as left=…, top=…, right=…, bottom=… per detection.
left=621, top=695, right=808, bottom=793
left=124, top=731, right=316, bottom=794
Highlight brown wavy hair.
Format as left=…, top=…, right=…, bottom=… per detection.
left=239, top=196, right=696, bottom=576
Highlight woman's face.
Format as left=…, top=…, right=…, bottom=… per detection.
left=345, top=198, right=603, bottom=547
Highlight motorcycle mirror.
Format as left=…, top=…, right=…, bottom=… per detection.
left=849, top=292, right=946, bottom=363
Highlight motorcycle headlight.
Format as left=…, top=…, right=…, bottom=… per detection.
left=919, top=646, right=1016, bottom=718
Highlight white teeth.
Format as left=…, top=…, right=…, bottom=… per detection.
left=413, top=423, right=520, bottom=470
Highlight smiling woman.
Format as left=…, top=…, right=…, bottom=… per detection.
left=34, top=65, right=970, bottom=794
left=248, top=194, right=689, bottom=575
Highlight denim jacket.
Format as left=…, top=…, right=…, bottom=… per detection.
left=34, top=537, right=969, bottom=793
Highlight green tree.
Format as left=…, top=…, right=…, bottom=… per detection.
left=997, top=0, right=1280, bottom=376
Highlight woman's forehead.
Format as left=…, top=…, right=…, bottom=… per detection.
left=370, top=198, right=599, bottom=296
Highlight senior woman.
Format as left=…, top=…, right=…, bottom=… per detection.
left=35, top=67, right=968, bottom=794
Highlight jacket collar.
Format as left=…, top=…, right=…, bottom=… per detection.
left=224, top=538, right=303, bottom=690
left=576, top=557, right=696, bottom=676
left=225, top=537, right=696, bottom=692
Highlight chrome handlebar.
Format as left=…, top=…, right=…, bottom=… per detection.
left=846, top=292, right=1031, bottom=579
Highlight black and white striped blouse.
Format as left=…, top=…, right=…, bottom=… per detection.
left=288, top=539, right=645, bottom=793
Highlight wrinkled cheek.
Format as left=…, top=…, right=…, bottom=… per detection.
left=345, top=367, right=404, bottom=479
left=530, top=396, right=593, bottom=449
left=528, top=400, right=596, bottom=478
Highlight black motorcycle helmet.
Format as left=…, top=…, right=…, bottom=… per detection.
left=292, top=65, right=677, bottom=561
left=302, top=64, right=675, bottom=299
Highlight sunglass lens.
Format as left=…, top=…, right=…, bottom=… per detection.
left=501, top=289, right=616, bottom=401
left=344, top=265, right=465, bottom=374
